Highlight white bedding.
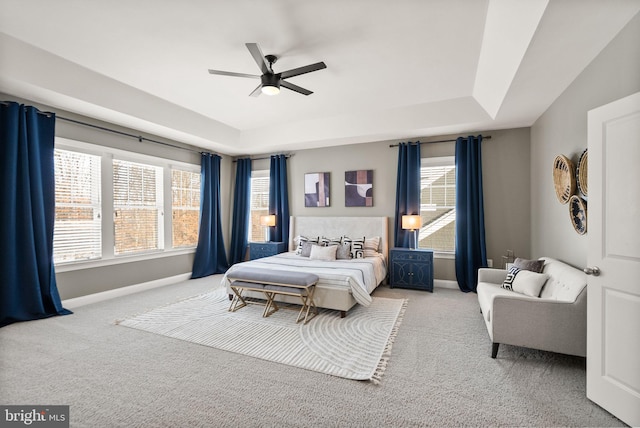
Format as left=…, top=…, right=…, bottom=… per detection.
left=221, top=252, right=387, bottom=307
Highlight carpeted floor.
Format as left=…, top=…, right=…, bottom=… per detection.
left=0, top=276, right=625, bottom=427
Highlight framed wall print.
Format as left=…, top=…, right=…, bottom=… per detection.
left=345, top=170, right=373, bottom=207
left=305, top=172, right=330, bottom=207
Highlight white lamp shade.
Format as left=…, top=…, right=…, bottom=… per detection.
left=260, top=215, right=276, bottom=227
left=401, top=215, right=421, bottom=230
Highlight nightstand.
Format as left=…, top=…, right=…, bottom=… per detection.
left=389, top=247, right=434, bottom=292
left=249, top=241, right=286, bottom=260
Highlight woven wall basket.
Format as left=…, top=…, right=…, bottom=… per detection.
left=553, top=154, right=576, bottom=204
left=569, top=195, right=587, bottom=235
left=577, top=149, right=588, bottom=198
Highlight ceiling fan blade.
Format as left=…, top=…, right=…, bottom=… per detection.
left=249, top=84, right=263, bottom=97
left=245, top=43, right=271, bottom=74
left=281, top=80, right=313, bottom=96
left=208, top=69, right=260, bottom=79
left=280, top=62, right=326, bottom=79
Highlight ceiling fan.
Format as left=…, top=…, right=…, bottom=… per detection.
left=208, top=43, right=326, bottom=97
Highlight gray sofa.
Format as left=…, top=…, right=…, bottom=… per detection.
left=477, top=257, right=587, bottom=358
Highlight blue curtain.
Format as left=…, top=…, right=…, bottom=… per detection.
left=229, top=158, right=252, bottom=265
left=192, top=153, right=229, bottom=278
left=268, top=155, right=290, bottom=244
left=455, top=135, right=488, bottom=292
left=394, top=142, right=421, bottom=247
left=0, top=102, right=71, bottom=327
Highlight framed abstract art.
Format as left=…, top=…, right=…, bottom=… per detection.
left=345, top=170, right=373, bottom=207
left=305, top=172, right=330, bottom=207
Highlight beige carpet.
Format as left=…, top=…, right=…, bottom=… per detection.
left=117, top=288, right=407, bottom=383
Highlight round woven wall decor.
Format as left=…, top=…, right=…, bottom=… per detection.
left=569, top=195, right=587, bottom=235
left=553, top=154, right=576, bottom=204
left=577, top=149, right=588, bottom=198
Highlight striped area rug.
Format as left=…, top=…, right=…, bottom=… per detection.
left=117, top=288, right=407, bottom=383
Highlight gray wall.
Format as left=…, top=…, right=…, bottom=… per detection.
left=530, top=12, right=640, bottom=267
left=270, top=127, right=531, bottom=281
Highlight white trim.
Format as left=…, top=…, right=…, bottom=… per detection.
left=55, top=247, right=196, bottom=272
left=62, top=273, right=192, bottom=308
left=434, top=252, right=455, bottom=259
left=435, top=279, right=458, bottom=289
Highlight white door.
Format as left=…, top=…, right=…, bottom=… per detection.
left=586, top=91, right=640, bottom=427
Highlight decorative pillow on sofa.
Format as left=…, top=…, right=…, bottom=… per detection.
left=310, top=244, right=338, bottom=261
left=502, top=266, right=549, bottom=297
left=513, top=257, right=545, bottom=273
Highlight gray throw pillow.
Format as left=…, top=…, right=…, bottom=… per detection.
left=513, top=257, right=545, bottom=273
left=335, top=242, right=352, bottom=260
left=301, top=241, right=316, bottom=257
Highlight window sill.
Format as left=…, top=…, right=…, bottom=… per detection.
left=434, top=252, right=454, bottom=259
left=54, top=247, right=196, bottom=273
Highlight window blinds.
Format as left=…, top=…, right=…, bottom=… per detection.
left=53, top=149, right=102, bottom=263
left=113, top=159, right=163, bottom=255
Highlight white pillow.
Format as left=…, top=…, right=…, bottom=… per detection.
left=502, top=267, right=549, bottom=297
left=309, top=244, right=338, bottom=261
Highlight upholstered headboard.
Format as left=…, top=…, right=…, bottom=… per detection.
left=288, top=216, right=389, bottom=259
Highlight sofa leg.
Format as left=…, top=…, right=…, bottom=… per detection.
left=491, top=343, right=500, bottom=358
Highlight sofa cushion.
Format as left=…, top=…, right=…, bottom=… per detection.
left=502, top=266, right=549, bottom=297
left=538, top=257, right=587, bottom=302
left=514, top=257, right=545, bottom=273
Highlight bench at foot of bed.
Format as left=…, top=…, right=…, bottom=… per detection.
left=227, top=268, right=319, bottom=324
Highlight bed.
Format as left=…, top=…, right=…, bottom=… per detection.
left=221, top=216, right=389, bottom=316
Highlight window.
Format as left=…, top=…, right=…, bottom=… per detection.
left=53, top=139, right=201, bottom=268
left=53, top=149, right=102, bottom=263
left=249, top=170, right=270, bottom=242
left=113, top=159, right=164, bottom=255
left=171, top=168, right=200, bottom=248
left=419, top=157, right=456, bottom=252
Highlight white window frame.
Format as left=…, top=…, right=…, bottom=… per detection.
left=54, top=137, right=199, bottom=272
left=249, top=169, right=270, bottom=242
left=419, top=156, right=456, bottom=257
left=112, top=158, right=165, bottom=256
left=170, top=167, right=201, bottom=249
left=53, top=148, right=102, bottom=264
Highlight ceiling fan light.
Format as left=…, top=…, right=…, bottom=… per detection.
left=260, top=73, right=281, bottom=96
left=261, top=85, right=280, bottom=96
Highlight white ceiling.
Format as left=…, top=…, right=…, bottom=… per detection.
left=1, top=0, right=639, bottom=155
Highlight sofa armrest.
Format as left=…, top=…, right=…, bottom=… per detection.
left=478, top=268, right=508, bottom=285
left=491, top=288, right=587, bottom=357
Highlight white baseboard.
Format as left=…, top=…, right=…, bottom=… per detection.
left=435, top=279, right=458, bottom=289
left=62, top=273, right=192, bottom=309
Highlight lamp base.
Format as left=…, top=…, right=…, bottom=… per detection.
left=409, top=229, right=417, bottom=250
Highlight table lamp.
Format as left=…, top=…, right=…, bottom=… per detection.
left=401, top=215, right=421, bottom=250
left=260, top=215, right=276, bottom=241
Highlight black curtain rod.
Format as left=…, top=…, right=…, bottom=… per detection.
left=2, top=100, right=206, bottom=155
left=233, top=154, right=292, bottom=163
left=389, top=135, right=491, bottom=147
left=56, top=116, right=206, bottom=155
